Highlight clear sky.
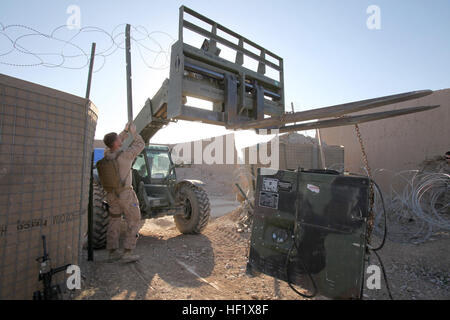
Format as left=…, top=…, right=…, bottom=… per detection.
left=1, top=0, right=449, bottom=149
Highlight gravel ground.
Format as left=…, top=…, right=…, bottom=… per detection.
left=74, top=208, right=449, bottom=300
left=362, top=235, right=449, bottom=300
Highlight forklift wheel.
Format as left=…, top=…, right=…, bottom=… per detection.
left=91, top=182, right=109, bottom=249
left=174, top=184, right=210, bottom=234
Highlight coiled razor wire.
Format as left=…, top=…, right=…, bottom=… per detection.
left=0, top=22, right=175, bottom=72
left=371, top=169, right=450, bottom=244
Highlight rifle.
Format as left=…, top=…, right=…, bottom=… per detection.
left=33, top=235, right=71, bottom=300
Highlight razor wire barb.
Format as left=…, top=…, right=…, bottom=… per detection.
left=0, top=22, right=176, bottom=72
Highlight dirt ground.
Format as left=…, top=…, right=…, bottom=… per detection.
left=75, top=211, right=306, bottom=300
left=363, top=234, right=449, bottom=300
left=74, top=205, right=449, bottom=300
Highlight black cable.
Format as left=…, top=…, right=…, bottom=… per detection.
left=284, top=169, right=318, bottom=299
left=285, top=236, right=318, bottom=299
left=286, top=172, right=392, bottom=300
left=347, top=173, right=388, bottom=250
left=367, top=178, right=393, bottom=300
left=371, top=249, right=394, bottom=300
left=370, top=179, right=387, bottom=251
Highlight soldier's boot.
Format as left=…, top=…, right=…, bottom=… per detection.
left=107, top=249, right=123, bottom=263
left=122, top=249, right=140, bottom=263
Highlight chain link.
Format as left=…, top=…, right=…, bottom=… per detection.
left=354, top=124, right=375, bottom=244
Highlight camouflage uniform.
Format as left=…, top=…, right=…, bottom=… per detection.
left=104, top=131, right=145, bottom=250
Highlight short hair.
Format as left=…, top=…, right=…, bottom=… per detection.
left=103, top=132, right=118, bottom=149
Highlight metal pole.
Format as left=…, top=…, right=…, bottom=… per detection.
left=235, top=183, right=254, bottom=209
left=85, top=43, right=96, bottom=100
left=86, top=42, right=96, bottom=261
left=290, top=102, right=296, bottom=126
left=87, top=152, right=94, bottom=261
left=316, top=129, right=326, bottom=170
left=125, top=24, right=133, bottom=122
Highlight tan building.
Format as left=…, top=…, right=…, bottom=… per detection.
left=171, top=133, right=240, bottom=200
left=241, top=132, right=344, bottom=171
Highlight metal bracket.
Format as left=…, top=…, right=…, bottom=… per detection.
left=253, top=81, right=265, bottom=121
left=224, top=74, right=238, bottom=125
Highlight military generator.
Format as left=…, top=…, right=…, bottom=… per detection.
left=247, top=168, right=372, bottom=299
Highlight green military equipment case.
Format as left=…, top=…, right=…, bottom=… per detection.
left=248, top=168, right=370, bottom=299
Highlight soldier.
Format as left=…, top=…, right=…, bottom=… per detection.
left=102, top=122, right=145, bottom=263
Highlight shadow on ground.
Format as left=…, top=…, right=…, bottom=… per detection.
left=78, top=231, right=215, bottom=300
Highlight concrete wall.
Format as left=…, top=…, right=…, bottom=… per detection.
left=320, top=88, right=450, bottom=192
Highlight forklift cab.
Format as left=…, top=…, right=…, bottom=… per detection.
left=132, top=145, right=177, bottom=217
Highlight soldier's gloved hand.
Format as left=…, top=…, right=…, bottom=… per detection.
left=129, top=123, right=137, bottom=136
left=124, top=121, right=132, bottom=133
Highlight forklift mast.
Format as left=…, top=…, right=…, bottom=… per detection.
left=122, top=5, right=439, bottom=150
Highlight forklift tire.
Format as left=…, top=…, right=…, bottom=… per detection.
left=92, top=182, right=109, bottom=249
left=174, top=184, right=210, bottom=234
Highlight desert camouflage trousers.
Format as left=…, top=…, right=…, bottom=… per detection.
left=106, top=188, right=141, bottom=250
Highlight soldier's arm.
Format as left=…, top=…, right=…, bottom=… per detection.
left=118, top=121, right=132, bottom=141
left=118, top=130, right=129, bottom=142
left=123, top=133, right=145, bottom=160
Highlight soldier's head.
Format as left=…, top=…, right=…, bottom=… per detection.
left=446, top=151, right=450, bottom=164
left=103, top=132, right=122, bottom=151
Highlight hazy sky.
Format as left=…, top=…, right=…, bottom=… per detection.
left=1, top=0, right=449, bottom=148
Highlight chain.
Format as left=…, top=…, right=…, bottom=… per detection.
left=245, top=165, right=256, bottom=260
left=354, top=124, right=375, bottom=244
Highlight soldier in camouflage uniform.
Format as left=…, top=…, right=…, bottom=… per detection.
left=103, top=122, right=145, bottom=263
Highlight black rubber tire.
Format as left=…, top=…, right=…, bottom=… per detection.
left=174, top=184, right=210, bottom=234
left=92, top=182, right=109, bottom=249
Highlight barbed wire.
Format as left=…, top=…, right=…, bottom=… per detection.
left=0, top=22, right=176, bottom=72
left=369, top=168, right=449, bottom=244
left=326, top=163, right=449, bottom=244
